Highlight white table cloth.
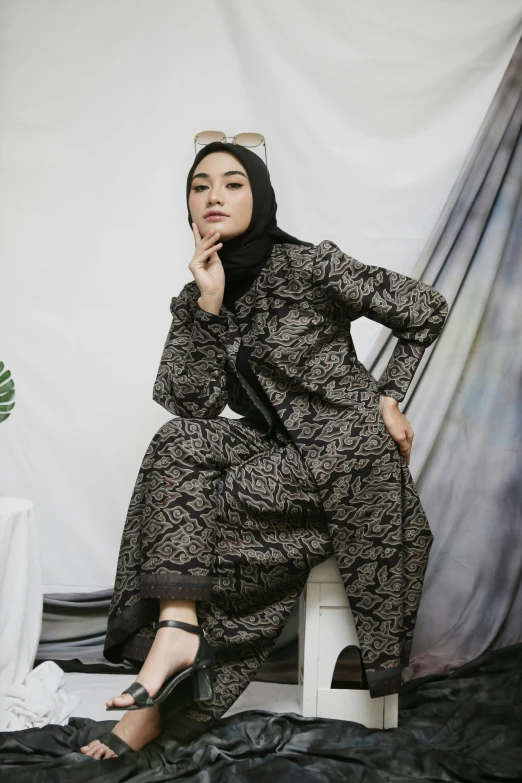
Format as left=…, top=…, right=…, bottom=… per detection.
left=0, top=497, right=79, bottom=729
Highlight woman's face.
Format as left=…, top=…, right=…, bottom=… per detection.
left=188, top=151, right=253, bottom=241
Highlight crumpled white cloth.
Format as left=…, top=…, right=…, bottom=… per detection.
left=0, top=660, right=81, bottom=730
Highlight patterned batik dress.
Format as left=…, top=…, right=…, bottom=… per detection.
left=103, top=239, right=448, bottom=740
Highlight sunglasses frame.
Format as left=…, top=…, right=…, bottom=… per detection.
left=194, top=131, right=268, bottom=170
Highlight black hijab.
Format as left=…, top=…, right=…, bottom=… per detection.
left=186, top=141, right=314, bottom=310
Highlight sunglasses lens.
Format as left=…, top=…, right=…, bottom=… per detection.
left=195, top=130, right=226, bottom=145
left=233, top=133, right=264, bottom=147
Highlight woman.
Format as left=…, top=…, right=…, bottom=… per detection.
left=81, top=141, right=448, bottom=759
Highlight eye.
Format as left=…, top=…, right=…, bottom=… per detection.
left=193, top=183, right=243, bottom=192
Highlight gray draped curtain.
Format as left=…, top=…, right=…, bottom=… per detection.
left=366, top=35, right=522, bottom=683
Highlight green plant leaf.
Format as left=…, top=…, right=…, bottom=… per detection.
left=0, top=361, right=15, bottom=423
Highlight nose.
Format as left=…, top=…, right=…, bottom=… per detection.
left=206, top=184, right=224, bottom=206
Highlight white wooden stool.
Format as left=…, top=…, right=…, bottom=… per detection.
left=298, top=556, right=398, bottom=729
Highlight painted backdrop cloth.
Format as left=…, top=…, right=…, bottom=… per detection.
left=104, top=239, right=448, bottom=738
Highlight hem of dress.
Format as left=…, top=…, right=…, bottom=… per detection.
left=120, top=634, right=154, bottom=663
left=141, top=572, right=214, bottom=600
left=103, top=599, right=154, bottom=663
left=365, top=665, right=402, bottom=698
left=365, top=640, right=413, bottom=698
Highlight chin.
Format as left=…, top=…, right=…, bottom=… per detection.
left=218, top=227, right=240, bottom=242
left=202, top=220, right=231, bottom=236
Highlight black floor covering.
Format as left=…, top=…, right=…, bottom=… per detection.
left=0, top=642, right=521, bottom=782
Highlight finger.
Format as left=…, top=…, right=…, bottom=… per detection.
left=199, top=242, right=223, bottom=262
left=194, top=229, right=217, bottom=252
left=194, top=223, right=218, bottom=247
left=202, top=229, right=221, bottom=247
left=195, top=224, right=216, bottom=249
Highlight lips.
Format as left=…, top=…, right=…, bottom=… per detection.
left=204, top=211, right=228, bottom=219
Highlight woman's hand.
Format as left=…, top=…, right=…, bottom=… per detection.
left=189, top=223, right=225, bottom=299
left=379, top=395, right=414, bottom=464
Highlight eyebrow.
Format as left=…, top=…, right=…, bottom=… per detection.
left=191, top=170, right=248, bottom=182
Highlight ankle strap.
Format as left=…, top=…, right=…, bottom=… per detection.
left=155, top=619, right=203, bottom=635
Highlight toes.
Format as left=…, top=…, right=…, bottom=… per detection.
left=96, top=743, right=118, bottom=760
left=99, top=745, right=116, bottom=760
left=80, top=739, right=118, bottom=760
left=107, top=692, right=135, bottom=708
left=80, top=740, right=98, bottom=754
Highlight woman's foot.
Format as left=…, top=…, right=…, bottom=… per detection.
left=80, top=706, right=160, bottom=759
left=106, top=623, right=200, bottom=709
left=80, top=622, right=200, bottom=759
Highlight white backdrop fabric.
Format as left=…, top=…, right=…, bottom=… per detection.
left=0, top=498, right=80, bottom=729
left=1, top=1, right=521, bottom=591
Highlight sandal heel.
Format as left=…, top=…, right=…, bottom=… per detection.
left=192, top=663, right=215, bottom=702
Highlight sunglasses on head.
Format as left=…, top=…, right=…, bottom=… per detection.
left=194, top=131, right=268, bottom=170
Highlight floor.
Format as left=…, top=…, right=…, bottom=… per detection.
left=60, top=673, right=301, bottom=725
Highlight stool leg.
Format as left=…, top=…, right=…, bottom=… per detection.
left=298, top=583, right=321, bottom=717
left=384, top=693, right=399, bottom=729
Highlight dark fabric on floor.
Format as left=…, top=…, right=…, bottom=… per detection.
left=0, top=642, right=520, bottom=782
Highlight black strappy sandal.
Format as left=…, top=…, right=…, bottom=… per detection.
left=94, top=730, right=135, bottom=756
left=105, top=620, right=215, bottom=712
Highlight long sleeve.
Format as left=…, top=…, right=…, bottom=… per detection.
left=314, top=240, right=449, bottom=402
left=152, top=282, right=230, bottom=418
